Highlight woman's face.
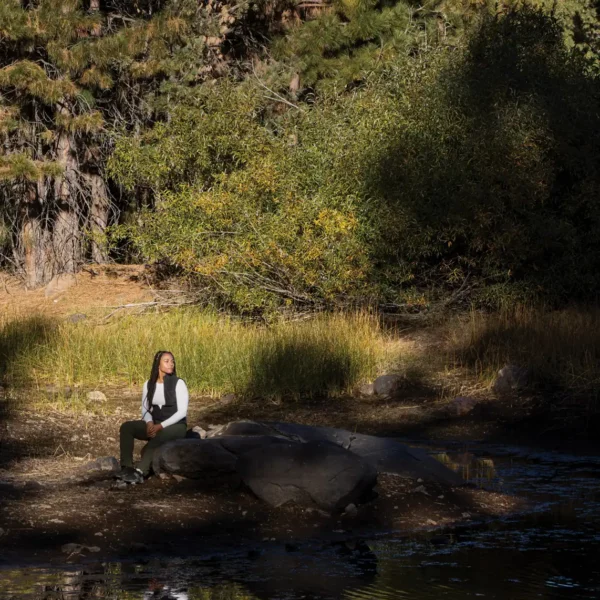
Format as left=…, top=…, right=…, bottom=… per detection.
left=159, top=353, right=175, bottom=376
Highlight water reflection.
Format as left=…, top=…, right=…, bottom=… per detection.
left=434, top=452, right=499, bottom=488
left=2, top=447, right=600, bottom=600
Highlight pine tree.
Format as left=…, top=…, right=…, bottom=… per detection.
left=0, top=0, right=235, bottom=286
left=274, top=0, right=600, bottom=93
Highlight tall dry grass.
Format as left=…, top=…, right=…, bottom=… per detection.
left=447, top=306, right=600, bottom=407
left=0, top=310, right=401, bottom=398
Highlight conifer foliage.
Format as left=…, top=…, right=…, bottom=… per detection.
left=0, top=0, right=231, bottom=286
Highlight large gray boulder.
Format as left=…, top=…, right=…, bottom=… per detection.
left=151, top=435, right=289, bottom=479
left=237, top=440, right=377, bottom=510
left=215, top=420, right=462, bottom=486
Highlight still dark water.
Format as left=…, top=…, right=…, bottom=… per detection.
left=2, top=443, right=599, bottom=600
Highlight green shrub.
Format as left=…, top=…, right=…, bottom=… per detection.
left=109, top=8, right=600, bottom=313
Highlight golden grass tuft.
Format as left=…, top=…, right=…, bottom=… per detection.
left=446, top=306, right=600, bottom=407
left=0, top=309, right=401, bottom=398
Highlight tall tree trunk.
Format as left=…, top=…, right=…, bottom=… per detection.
left=19, top=182, right=52, bottom=288
left=85, top=172, right=110, bottom=263
left=53, top=109, right=82, bottom=274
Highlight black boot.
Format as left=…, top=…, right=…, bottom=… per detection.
left=115, top=466, right=144, bottom=484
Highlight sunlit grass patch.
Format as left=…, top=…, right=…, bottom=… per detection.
left=0, top=310, right=400, bottom=400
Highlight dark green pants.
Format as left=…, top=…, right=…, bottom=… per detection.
left=119, top=420, right=187, bottom=475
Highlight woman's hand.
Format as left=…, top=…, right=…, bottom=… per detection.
left=146, top=421, right=156, bottom=438
left=147, top=422, right=163, bottom=438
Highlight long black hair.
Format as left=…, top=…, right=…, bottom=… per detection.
left=145, top=350, right=177, bottom=414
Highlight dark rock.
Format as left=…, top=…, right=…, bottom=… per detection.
left=219, top=435, right=289, bottom=455
left=373, top=374, right=405, bottom=397
left=448, top=396, right=479, bottom=416
left=23, top=480, right=43, bottom=490
left=260, top=421, right=463, bottom=486
left=152, top=439, right=238, bottom=478
left=217, top=420, right=278, bottom=437
left=492, top=364, right=530, bottom=396
left=152, top=435, right=290, bottom=479
left=237, top=441, right=377, bottom=510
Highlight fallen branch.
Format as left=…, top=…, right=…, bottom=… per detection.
left=102, top=299, right=196, bottom=321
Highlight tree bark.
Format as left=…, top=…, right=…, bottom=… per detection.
left=19, top=182, right=52, bottom=288
left=85, top=172, right=110, bottom=263
left=52, top=108, right=82, bottom=274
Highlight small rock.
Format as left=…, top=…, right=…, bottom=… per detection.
left=94, top=532, right=103, bottom=537
left=82, top=434, right=90, bottom=440
left=173, top=474, right=185, bottom=482
left=448, top=396, right=479, bottom=416
left=493, top=364, right=529, bottom=396
left=357, top=383, right=375, bottom=397
left=373, top=374, right=405, bottom=397
left=24, top=480, right=42, bottom=490
left=461, top=512, right=471, bottom=518
left=411, top=485, right=430, bottom=496
left=70, top=435, right=79, bottom=442
left=87, top=390, right=107, bottom=402
left=192, top=426, right=208, bottom=439
left=117, top=499, right=125, bottom=504
left=0, top=527, right=5, bottom=537
left=437, top=495, right=444, bottom=499
left=87, top=546, right=101, bottom=553
left=83, top=456, right=119, bottom=473
left=49, top=518, right=65, bottom=524
left=417, top=478, right=423, bottom=483
left=242, top=511, right=248, bottom=517
left=107, top=437, right=115, bottom=442
left=112, top=481, right=127, bottom=490
left=344, top=503, right=358, bottom=517
left=62, top=543, right=82, bottom=554
left=219, top=393, right=237, bottom=406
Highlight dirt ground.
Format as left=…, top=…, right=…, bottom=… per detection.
left=0, top=265, right=153, bottom=319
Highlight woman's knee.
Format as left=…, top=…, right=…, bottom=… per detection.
left=120, top=420, right=135, bottom=435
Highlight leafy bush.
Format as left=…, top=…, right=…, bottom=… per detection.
left=109, top=8, right=600, bottom=313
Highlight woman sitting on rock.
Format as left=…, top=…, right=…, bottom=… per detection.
left=116, top=350, right=189, bottom=484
